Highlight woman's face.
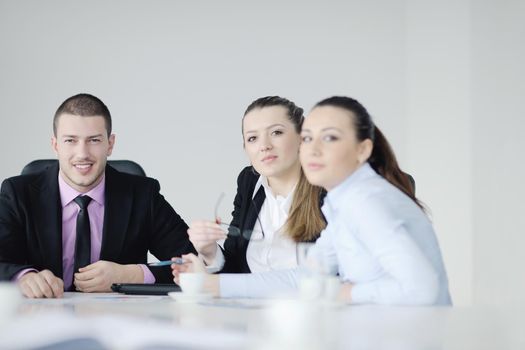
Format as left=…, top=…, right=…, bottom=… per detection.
left=300, top=106, right=372, bottom=191
left=243, top=106, right=301, bottom=179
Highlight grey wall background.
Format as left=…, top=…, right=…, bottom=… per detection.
left=1, top=0, right=523, bottom=306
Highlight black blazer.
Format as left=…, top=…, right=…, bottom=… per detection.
left=0, top=163, right=196, bottom=283
left=220, top=166, right=324, bottom=273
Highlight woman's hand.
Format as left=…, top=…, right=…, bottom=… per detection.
left=171, top=253, right=206, bottom=284
left=338, top=282, right=353, bottom=303
left=187, top=220, right=227, bottom=264
left=171, top=254, right=219, bottom=297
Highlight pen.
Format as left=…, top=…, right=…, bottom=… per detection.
left=148, top=258, right=187, bottom=266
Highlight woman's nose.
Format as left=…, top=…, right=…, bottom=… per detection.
left=259, top=136, right=272, bottom=152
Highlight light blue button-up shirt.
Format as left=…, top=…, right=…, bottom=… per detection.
left=221, top=163, right=451, bottom=305
left=314, top=163, right=451, bottom=305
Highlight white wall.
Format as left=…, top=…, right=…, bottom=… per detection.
left=1, top=0, right=523, bottom=306
left=471, top=0, right=525, bottom=306
left=405, top=0, right=472, bottom=306
left=0, top=0, right=407, bottom=223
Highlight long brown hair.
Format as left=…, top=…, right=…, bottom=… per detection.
left=314, top=96, right=422, bottom=208
left=285, top=170, right=326, bottom=242
left=243, top=96, right=326, bottom=242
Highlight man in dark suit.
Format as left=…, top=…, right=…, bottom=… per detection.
left=0, top=93, right=195, bottom=298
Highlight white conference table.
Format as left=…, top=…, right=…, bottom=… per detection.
left=0, top=292, right=523, bottom=350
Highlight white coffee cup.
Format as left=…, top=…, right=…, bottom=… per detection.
left=178, top=273, right=205, bottom=295
left=0, top=282, right=22, bottom=326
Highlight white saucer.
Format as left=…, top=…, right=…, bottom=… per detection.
left=168, top=291, right=213, bottom=303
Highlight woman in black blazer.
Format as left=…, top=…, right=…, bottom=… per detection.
left=188, top=96, right=326, bottom=273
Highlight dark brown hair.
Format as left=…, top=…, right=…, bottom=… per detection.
left=314, top=96, right=422, bottom=208
left=54, top=93, right=112, bottom=136
left=243, top=96, right=326, bottom=242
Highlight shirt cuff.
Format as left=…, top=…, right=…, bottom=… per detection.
left=202, top=245, right=225, bottom=273
left=12, top=268, right=38, bottom=282
left=139, top=264, right=156, bottom=284
left=219, top=269, right=299, bottom=298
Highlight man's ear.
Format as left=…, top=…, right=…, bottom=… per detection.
left=51, top=136, right=58, bottom=155
left=107, top=134, right=116, bottom=156
left=357, top=139, right=373, bottom=164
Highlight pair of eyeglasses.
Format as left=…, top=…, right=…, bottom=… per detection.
left=214, top=192, right=265, bottom=241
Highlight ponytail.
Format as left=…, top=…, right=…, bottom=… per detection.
left=369, top=126, right=422, bottom=208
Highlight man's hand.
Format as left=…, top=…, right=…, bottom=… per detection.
left=18, top=270, right=64, bottom=298
left=74, top=260, right=144, bottom=293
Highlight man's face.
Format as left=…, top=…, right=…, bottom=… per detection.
left=51, top=113, right=115, bottom=193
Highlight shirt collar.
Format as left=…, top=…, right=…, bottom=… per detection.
left=324, top=162, right=377, bottom=212
left=253, top=175, right=297, bottom=200
left=58, top=172, right=106, bottom=208
left=252, top=175, right=265, bottom=200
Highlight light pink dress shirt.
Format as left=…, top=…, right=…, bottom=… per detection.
left=14, top=172, right=155, bottom=289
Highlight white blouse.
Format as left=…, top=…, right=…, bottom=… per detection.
left=246, top=176, right=299, bottom=272
left=208, top=176, right=298, bottom=273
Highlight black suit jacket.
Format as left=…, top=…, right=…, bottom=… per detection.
left=220, top=166, right=324, bottom=273
left=0, top=163, right=196, bottom=283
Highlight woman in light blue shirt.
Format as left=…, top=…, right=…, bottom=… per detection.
left=173, top=96, right=451, bottom=306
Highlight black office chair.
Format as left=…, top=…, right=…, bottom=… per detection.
left=406, top=173, right=416, bottom=193
left=21, top=159, right=146, bottom=177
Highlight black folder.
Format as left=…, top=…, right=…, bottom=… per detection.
left=111, top=283, right=181, bottom=295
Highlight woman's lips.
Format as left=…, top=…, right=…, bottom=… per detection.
left=306, top=163, right=324, bottom=170
left=261, top=155, right=278, bottom=163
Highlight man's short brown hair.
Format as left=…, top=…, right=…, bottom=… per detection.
left=53, top=93, right=112, bottom=136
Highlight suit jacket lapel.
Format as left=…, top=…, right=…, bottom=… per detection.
left=100, top=165, right=131, bottom=260
left=242, top=186, right=265, bottom=241
left=29, top=162, right=63, bottom=277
